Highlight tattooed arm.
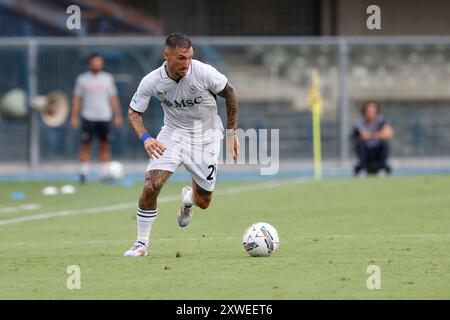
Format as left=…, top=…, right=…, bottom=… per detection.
left=128, top=107, right=166, bottom=159
left=218, top=82, right=240, bottom=160
left=218, top=82, right=238, bottom=131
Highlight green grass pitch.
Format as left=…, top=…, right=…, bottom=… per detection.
left=0, top=175, right=449, bottom=299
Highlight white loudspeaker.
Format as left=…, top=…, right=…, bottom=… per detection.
left=31, top=91, right=69, bottom=127
left=0, top=88, right=69, bottom=127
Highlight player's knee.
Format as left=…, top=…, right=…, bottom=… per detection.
left=143, top=180, right=163, bottom=197
left=99, top=140, right=109, bottom=149
left=81, top=142, right=91, bottom=150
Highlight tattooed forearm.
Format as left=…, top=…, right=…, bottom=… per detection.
left=128, top=107, right=148, bottom=138
left=218, top=83, right=238, bottom=130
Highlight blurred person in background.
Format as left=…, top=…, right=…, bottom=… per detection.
left=71, top=53, right=123, bottom=183
left=352, top=101, right=394, bottom=176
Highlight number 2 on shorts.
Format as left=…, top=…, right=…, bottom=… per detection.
left=206, top=164, right=216, bottom=181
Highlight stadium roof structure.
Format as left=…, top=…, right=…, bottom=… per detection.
left=0, top=0, right=164, bottom=36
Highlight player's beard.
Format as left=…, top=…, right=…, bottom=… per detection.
left=178, top=69, right=188, bottom=77
left=90, top=67, right=101, bottom=73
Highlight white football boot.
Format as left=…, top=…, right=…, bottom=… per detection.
left=178, top=186, right=194, bottom=227
left=123, top=241, right=148, bottom=257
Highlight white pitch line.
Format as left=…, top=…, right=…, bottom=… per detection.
left=0, top=237, right=241, bottom=245
left=0, top=203, right=41, bottom=214
left=0, top=179, right=304, bottom=227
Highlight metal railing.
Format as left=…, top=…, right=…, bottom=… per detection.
left=1, top=36, right=450, bottom=167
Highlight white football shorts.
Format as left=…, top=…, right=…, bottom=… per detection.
left=146, top=128, right=221, bottom=192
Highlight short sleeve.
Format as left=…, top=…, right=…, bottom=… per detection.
left=73, top=76, right=83, bottom=96
left=107, top=75, right=118, bottom=97
left=129, top=76, right=153, bottom=113
left=203, top=64, right=228, bottom=95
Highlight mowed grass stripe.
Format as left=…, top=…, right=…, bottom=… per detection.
left=0, top=179, right=304, bottom=226
left=1, top=233, right=449, bottom=246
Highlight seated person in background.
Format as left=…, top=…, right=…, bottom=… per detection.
left=352, top=101, right=394, bottom=176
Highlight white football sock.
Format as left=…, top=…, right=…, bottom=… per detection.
left=80, top=162, right=89, bottom=176
left=136, top=208, right=157, bottom=245
left=100, top=162, right=110, bottom=178
left=183, top=188, right=196, bottom=207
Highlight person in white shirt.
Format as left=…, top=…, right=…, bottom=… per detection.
left=124, top=33, right=240, bottom=257
left=71, top=53, right=123, bottom=183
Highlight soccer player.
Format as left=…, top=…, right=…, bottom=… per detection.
left=124, top=33, right=239, bottom=257
left=71, top=53, right=123, bottom=183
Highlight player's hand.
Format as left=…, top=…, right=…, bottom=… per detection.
left=226, top=130, right=240, bottom=161
left=361, top=130, right=371, bottom=141
left=71, top=116, right=79, bottom=129
left=144, top=137, right=166, bottom=159
left=232, top=134, right=240, bottom=160
left=114, top=114, right=123, bottom=127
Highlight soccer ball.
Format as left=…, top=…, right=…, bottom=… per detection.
left=242, top=222, right=279, bottom=257
left=106, top=161, right=125, bottom=180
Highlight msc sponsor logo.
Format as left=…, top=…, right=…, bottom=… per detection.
left=163, top=96, right=204, bottom=108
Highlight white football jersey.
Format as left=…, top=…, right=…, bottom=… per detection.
left=130, top=59, right=228, bottom=143
left=74, top=71, right=118, bottom=121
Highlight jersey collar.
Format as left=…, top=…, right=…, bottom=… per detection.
left=88, top=70, right=103, bottom=76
